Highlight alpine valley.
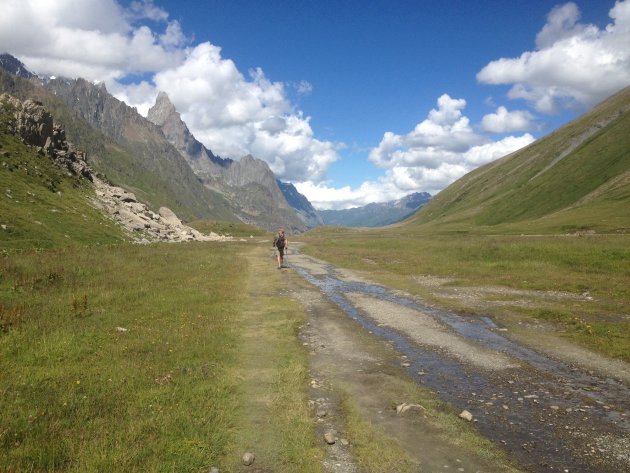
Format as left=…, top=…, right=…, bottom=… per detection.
left=0, top=54, right=432, bottom=235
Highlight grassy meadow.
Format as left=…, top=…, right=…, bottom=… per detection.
left=299, top=227, right=630, bottom=362
left=0, top=242, right=322, bottom=472
left=187, top=220, right=268, bottom=239
left=0, top=107, right=127, bottom=250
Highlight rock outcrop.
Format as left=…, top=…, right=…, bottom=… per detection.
left=276, top=180, right=323, bottom=228
left=1, top=93, right=228, bottom=243
left=36, top=75, right=236, bottom=223
left=147, top=91, right=309, bottom=232
left=93, top=183, right=229, bottom=243
left=3, top=94, right=93, bottom=181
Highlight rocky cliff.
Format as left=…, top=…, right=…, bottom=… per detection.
left=31, top=75, right=237, bottom=223
left=147, top=91, right=308, bottom=232
left=1, top=93, right=228, bottom=243
left=276, top=180, right=323, bottom=228
left=0, top=53, right=35, bottom=79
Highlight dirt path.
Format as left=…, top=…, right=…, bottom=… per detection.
left=282, top=247, right=630, bottom=473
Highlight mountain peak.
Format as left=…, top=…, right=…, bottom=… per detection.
left=147, top=91, right=178, bottom=126
left=0, top=53, right=35, bottom=79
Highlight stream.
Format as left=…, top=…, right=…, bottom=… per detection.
left=291, top=256, right=630, bottom=473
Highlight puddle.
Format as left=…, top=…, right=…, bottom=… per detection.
left=291, top=256, right=630, bottom=473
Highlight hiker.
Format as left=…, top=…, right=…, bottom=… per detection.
left=273, top=228, right=288, bottom=269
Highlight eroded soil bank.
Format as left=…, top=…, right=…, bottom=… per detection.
left=285, top=248, right=630, bottom=473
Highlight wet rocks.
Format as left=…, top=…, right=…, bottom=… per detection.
left=324, top=431, right=337, bottom=444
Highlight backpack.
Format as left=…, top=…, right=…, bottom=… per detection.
left=274, top=234, right=285, bottom=249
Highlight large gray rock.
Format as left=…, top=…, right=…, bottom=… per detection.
left=158, top=207, right=182, bottom=227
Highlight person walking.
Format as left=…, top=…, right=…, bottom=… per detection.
left=272, top=228, right=288, bottom=269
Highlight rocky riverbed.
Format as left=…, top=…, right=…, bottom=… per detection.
left=286, top=248, right=630, bottom=473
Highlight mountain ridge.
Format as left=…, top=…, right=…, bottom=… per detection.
left=409, top=85, right=630, bottom=234
left=0, top=55, right=311, bottom=231
left=276, top=180, right=324, bottom=228
left=320, top=192, right=432, bottom=227
left=146, top=91, right=308, bottom=232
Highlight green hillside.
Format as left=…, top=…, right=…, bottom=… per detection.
left=0, top=71, right=237, bottom=224
left=411, top=86, right=630, bottom=234
left=0, top=101, right=126, bottom=250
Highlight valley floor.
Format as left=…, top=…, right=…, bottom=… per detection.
left=2, top=241, right=628, bottom=472
left=278, top=244, right=630, bottom=473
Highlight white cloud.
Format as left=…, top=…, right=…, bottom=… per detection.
left=463, top=134, right=535, bottom=166
left=477, top=0, right=630, bottom=113
left=127, top=0, right=169, bottom=22
left=151, top=44, right=340, bottom=180
left=295, top=179, right=406, bottom=210
left=297, top=95, right=535, bottom=210
left=369, top=94, right=489, bottom=171
left=481, top=106, right=535, bottom=133
left=369, top=94, right=485, bottom=170
left=0, top=0, right=184, bottom=83
left=0, top=0, right=340, bottom=183
left=535, top=2, right=588, bottom=49
left=295, top=80, right=313, bottom=95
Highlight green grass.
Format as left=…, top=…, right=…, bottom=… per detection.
left=0, top=242, right=323, bottom=471
left=0, top=101, right=127, bottom=250
left=222, top=248, right=323, bottom=471
left=188, top=220, right=267, bottom=239
left=411, top=86, right=630, bottom=234
left=340, top=393, right=414, bottom=473
left=300, top=228, right=630, bottom=362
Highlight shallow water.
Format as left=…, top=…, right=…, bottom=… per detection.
left=292, top=257, right=630, bottom=473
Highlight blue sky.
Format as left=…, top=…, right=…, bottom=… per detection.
left=2, top=0, right=629, bottom=209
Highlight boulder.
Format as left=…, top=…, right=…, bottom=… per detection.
left=159, top=207, right=182, bottom=227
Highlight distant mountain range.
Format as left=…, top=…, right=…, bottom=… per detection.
left=319, top=192, right=432, bottom=227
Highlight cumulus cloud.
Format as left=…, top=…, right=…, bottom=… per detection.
left=152, top=44, right=340, bottom=180
left=0, top=0, right=340, bottom=183
left=368, top=95, right=534, bottom=196
left=295, top=95, right=535, bottom=210
left=0, top=0, right=185, bottom=82
left=477, top=0, right=630, bottom=113
left=295, top=179, right=406, bottom=210
left=369, top=94, right=485, bottom=170
left=481, top=106, right=535, bottom=133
